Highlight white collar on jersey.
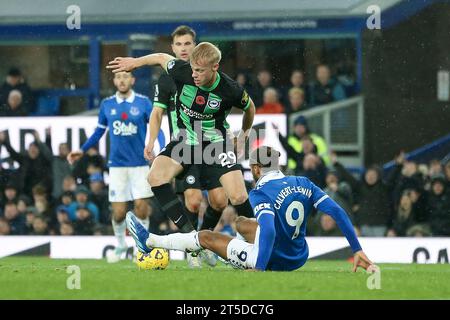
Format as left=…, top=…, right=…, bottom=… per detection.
left=255, top=170, right=285, bottom=188
left=115, top=90, right=135, bottom=104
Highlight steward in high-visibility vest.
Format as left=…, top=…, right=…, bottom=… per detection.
left=287, top=115, right=330, bottom=169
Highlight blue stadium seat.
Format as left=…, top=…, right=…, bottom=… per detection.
left=33, top=95, right=60, bottom=116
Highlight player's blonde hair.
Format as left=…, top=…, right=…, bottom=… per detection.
left=191, top=42, right=222, bottom=66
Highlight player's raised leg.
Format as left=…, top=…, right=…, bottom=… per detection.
left=200, top=187, right=228, bottom=231
left=147, top=154, right=196, bottom=233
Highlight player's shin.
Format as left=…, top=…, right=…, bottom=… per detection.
left=233, top=198, right=254, bottom=218
left=146, top=232, right=202, bottom=253
left=151, top=183, right=195, bottom=232
left=112, top=218, right=127, bottom=248
left=200, top=206, right=222, bottom=230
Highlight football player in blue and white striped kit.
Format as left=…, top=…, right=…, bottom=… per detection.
left=68, top=71, right=154, bottom=263
left=126, top=145, right=377, bottom=272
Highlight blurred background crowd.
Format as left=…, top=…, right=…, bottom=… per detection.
left=1, top=119, right=449, bottom=237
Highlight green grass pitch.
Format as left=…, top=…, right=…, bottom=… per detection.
left=0, top=257, right=449, bottom=299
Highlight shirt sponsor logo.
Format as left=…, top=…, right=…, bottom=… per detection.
left=253, top=202, right=271, bottom=214
left=112, top=120, right=138, bottom=136
left=181, top=104, right=214, bottom=120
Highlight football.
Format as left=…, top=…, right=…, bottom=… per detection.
left=136, top=249, right=170, bottom=270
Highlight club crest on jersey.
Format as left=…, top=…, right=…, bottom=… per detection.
left=207, top=98, right=221, bottom=109
left=167, top=60, right=176, bottom=70
left=130, top=107, right=140, bottom=116
left=186, top=175, right=196, bottom=185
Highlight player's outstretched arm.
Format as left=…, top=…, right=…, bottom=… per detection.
left=107, top=53, right=175, bottom=73
left=235, top=99, right=255, bottom=158
left=315, top=193, right=378, bottom=272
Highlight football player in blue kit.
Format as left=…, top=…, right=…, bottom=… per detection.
left=68, top=71, right=154, bottom=263
left=126, top=145, right=377, bottom=272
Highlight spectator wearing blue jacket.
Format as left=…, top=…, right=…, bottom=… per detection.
left=68, top=185, right=99, bottom=223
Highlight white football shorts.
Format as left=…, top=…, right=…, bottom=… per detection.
left=226, top=227, right=261, bottom=270
left=108, top=166, right=153, bottom=202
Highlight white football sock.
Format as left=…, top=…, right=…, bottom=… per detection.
left=112, top=219, right=127, bottom=248
left=146, top=231, right=202, bottom=252
left=236, top=232, right=246, bottom=241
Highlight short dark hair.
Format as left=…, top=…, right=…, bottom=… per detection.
left=171, top=25, right=196, bottom=42
left=8, top=67, right=21, bottom=77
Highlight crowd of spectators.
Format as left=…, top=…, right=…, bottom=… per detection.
left=276, top=116, right=450, bottom=237
left=0, top=63, right=352, bottom=118
left=1, top=120, right=449, bottom=238
left=236, top=64, right=351, bottom=115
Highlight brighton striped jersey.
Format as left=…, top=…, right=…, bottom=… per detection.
left=166, top=59, right=251, bottom=145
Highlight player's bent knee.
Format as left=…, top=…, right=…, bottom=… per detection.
left=210, top=198, right=228, bottom=212
left=235, top=216, right=247, bottom=227
left=148, top=171, right=167, bottom=187
left=229, top=194, right=248, bottom=206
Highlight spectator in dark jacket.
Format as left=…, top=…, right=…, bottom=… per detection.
left=427, top=175, right=450, bottom=236
left=1, top=182, right=19, bottom=210
left=0, top=67, right=34, bottom=114
left=332, top=153, right=393, bottom=237
left=30, top=215, right=49, bottom=235
left=72, top=147, right=105, bottom=186
left=0, top=90, right=28, bottom=117
left=45, top=127, right=72, bottom=199
left=88, top=173, right=110, bottom=225
left=322, top=170, right=353, bottom=215
left=309, top=64, right=346, bottom=106
left=387, top=152, right=424, bottom=208
left=387, top=190, right=420, bottom=237
left=2, top=201, right=26, bottom=235
left=252, top=70, right=275, bottom=108
left=73, top=206, right=95, bottom=235
left=1, top=130, right=53, bottom=197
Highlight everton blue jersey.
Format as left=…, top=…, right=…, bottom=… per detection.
left=97, top=91, right=152, bottom=167
left=250, top=170, right=360, bottom=271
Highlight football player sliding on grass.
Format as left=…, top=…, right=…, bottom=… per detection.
left=126, top=146, right=378, bottom=272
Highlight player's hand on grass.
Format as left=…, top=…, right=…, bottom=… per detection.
left=67, top=150, right=83, bottom=165
left=352, top=250, right=378, bottom=273
left=107, top=57, right=138, bottom=73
